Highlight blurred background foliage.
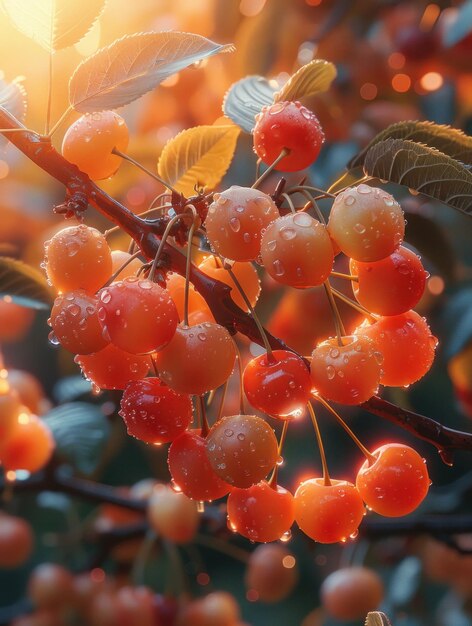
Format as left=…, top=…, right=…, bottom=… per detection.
left=1, top=1, right=472, bottom=625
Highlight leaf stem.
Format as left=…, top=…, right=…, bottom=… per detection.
left=112, top=148, right=180, bottom=195
left=307, top=402, right=331, bottom=486
left=251, top=148, right=289, bottom=189
left=45, top=51, right=53, bottom=135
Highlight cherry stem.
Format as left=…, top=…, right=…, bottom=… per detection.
left=268, top=420, right=289, bottom=488
left=281, top=192, right=297, bottom=214
left=217, top=254, right=273, bottom=359
left=47, top=105, right=74, bottom=138
left=331, top=271, right=359, bottom=282
left=148, top=214, right=183, bottom=282
left=330, top=285, right=377, bottom=322
left=100, top=250, right=142, bottom=287
left=307, top=402, right=331, bottom=486
left=151, top=355, right=159, bottom=377
left=183, top=207, right=198, bottom=327
left=232, top=340, right=245, bottom=415
left=315, top=394, right=376, bottom=465
left=251, top=147, right=290, bottom=189
left=198, top=395, right=210, bottom=438
left=216, top=379, right=229, bottom=422
left=255, top=157, right=262, bottom=181
left=112, top=148, right=180, bottom=196
left=288, top=184, right=335, bottom=199
left=299, top=188, right=326, bottom=225
left=323, top=281, right=346, bottom=346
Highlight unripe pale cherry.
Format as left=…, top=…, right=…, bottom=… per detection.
left=75, top=343, right=150, bottom=390
left=350, top=245, right=427, bottom=316
left=153, top=322, right=236, bottom=395
left=205, top=414, right=278, bottom=488
left=44, top=225, right=112, bottom=294
left=62, top=111, right=129, bottom=181
left=245, top=544, right=299, bottom=602
left=147, top=484, right=199, bottom=544
left=310, top=335, right=383, bottom=405
left=49, top=290, right=109, bottom=354
left=260, top=212, right=334, bottom=287
left=205, top=186, right=279, bottom=261
left=198, top=256, right=261, bottom=312
left=98, top=278, right=179, bottom=354
left=253, top=100, right=325, bottom=171
left=119, top=378, right=192, bottom=444
left=328, top=185, right=405, bottom=262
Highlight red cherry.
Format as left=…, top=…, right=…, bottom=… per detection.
left=168, top=430, right=231, bottom=501
left=253, top=101, right=325, bottom=172
left=350, top=245, right=427, bottom=316
left=245, top=544, right=298, bottom=602
left=1, top=414, right=54, bottom=473
left=147, top=484, right=199, bottom=544
left=28, top=563, right=74, bottom=609
left=356, top=443, right=430, bottom=517
left=227, top=480, right=295, bottom=542
left=243, top=350, right=311, bottom=418
left=321, top=566, right=384, bottom=621
left=0, top=512, right=34, bottom=568
left=119, top=378, right=192, bottom=444
left=98, top=278, right=178, bottom=354
left=75, top=343, right=150, bottom=390
left=294, top=478, right=365, bottom=543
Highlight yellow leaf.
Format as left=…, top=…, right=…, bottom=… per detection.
left=1, top=0, right=105, bottom=52
left=158, top=125, right=241, bottom=197
left=274, top=59, right=337, bottom=103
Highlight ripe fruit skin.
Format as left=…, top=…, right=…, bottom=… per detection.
left=110, top=250, right=143, bottom=280
left=62, top=111, right=129, bottom=181
left=260, top=213, right=334, bottom=287
left=28, top=563, right=74, bottom=609
left=245, top=544, right=298, bottom=602
left=49, top=290, right=109, bottom=354
left=320, top=566, right=384, bottom=621
left=44, top=225, right=112, bottom=294
left=6, top=370, right=49, bottom=415
left=328, top=185, right=405, bottom=262
left=198, top=257, right=261, bottom=312
left=168, top=430, right=231, bottom=501
left=0, top=300, right=34, bottom=342
left=253, top=100, right=325, bottom=171
left=153, top=323, right=236, bottom=395
left=356, top=443, right=430, bottom=517
left=148, top=484, right=199, bottom=544
left=1, top=415, right=54, bottom=473
left=205, top=186, right=279, bottom=261
left=179, top=591, right=240, bottom=626
left=227, top=480, right=295, bottom=542
left=350, top=245, right=427, bottom=316
left=206, top=414, right=278, bottom=488
left=294, top=478, right=365, bottom=543
left=165, top=272, right=215, bottom=326
left=0, top=388, right=21, bottom=441
left=0, top=513, right=34, bottom=568
left=356, top=310, right=437, bottom=387
left=120, top=378, right=192, bottom=444
left=310, top=335, right=382, bottom=405
left=98, top=278, right=178, bottom=354
left=75, top=343, right=150, bottom=390
left=243, top=350, right=311, bottom=418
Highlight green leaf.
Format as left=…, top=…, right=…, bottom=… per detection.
left=70, top=31, right=234, bottom=113
left=43, top=402, right=110, bottom=475
left=363, top=139, right=472, bottom=215
left=0, top=257, right=53, bottom=309
left=350, top=120, right=472, bottom=169
left=1, top=0, right=106, bottom=52
left=0, top=76, right=27, bottom=122
left=157, top=123, right=241, bottom=196
left=53, top=375, right=93, bottom=404
left=222, top=75, right=276, bottom=133
left=274, top=59, right=337, bottom=103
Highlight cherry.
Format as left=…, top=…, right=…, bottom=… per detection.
left=90, top=586, right=155, bottom=626
left=165, top=272, right=215, bottom=325
left=310, top=335, right=382, bottom=405
left=0, top=299, right=34, bottom=342
left=110, top=250, right=143, bottom=280
left=320, top=566, right=384, bottom=621
left=253, top=101, right=325, bottom=171
left=152, top=594, right=179, bottom=626
left=0, top=512, right=34, bottom=568
left=72, top=571, right=111, bottom=618
left=294, top=478, right=365, bottom=543
left=179, top=591, right=240, bottom=626
left=328, top=185, right=405, bottom=262
left=49, top=290, right=109, bottom=354
left=0, top=387, right=21, bottom=441
left=205, top=414, right=278, bottom=488
left=356, top=443, right=430, bottom=516
left=6, top=370, right=50, bottom=415
left=227, top=480, right=295, bottom=542
left=1, top=414, right=54, bottom=473
left=153, top=322, right=236, bottom=395
left=44, top=225, right=113, bottom=294
left=350, top=245, right=427, bottom=316
left=243, top=350, right=311, bottom=418
left=356, top=310, right=437, bottom=387
left=168, top=430, right=231, bottom=501
left=147, top=484, right=199, bottom=544
left=198, top=256, right=261, bottom=312
left=260, top=213, right=334, bottom=287
left=10, top=611, right=63, bottom=626
left=120, top=377, right=192, bottom=444
left=75, top=343, right=150, bottom=390
left=204, top=186, right=279, bottom=262
left=98, top=277, right=178, bottom=354
left=62, top=111, right=129, bottom=181
left=245, top=544, right=298, bottom=602
left=28, top=563, right=74, bottom=609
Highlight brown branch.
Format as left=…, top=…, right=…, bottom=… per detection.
left=1, top=107, right=471, bottom=461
